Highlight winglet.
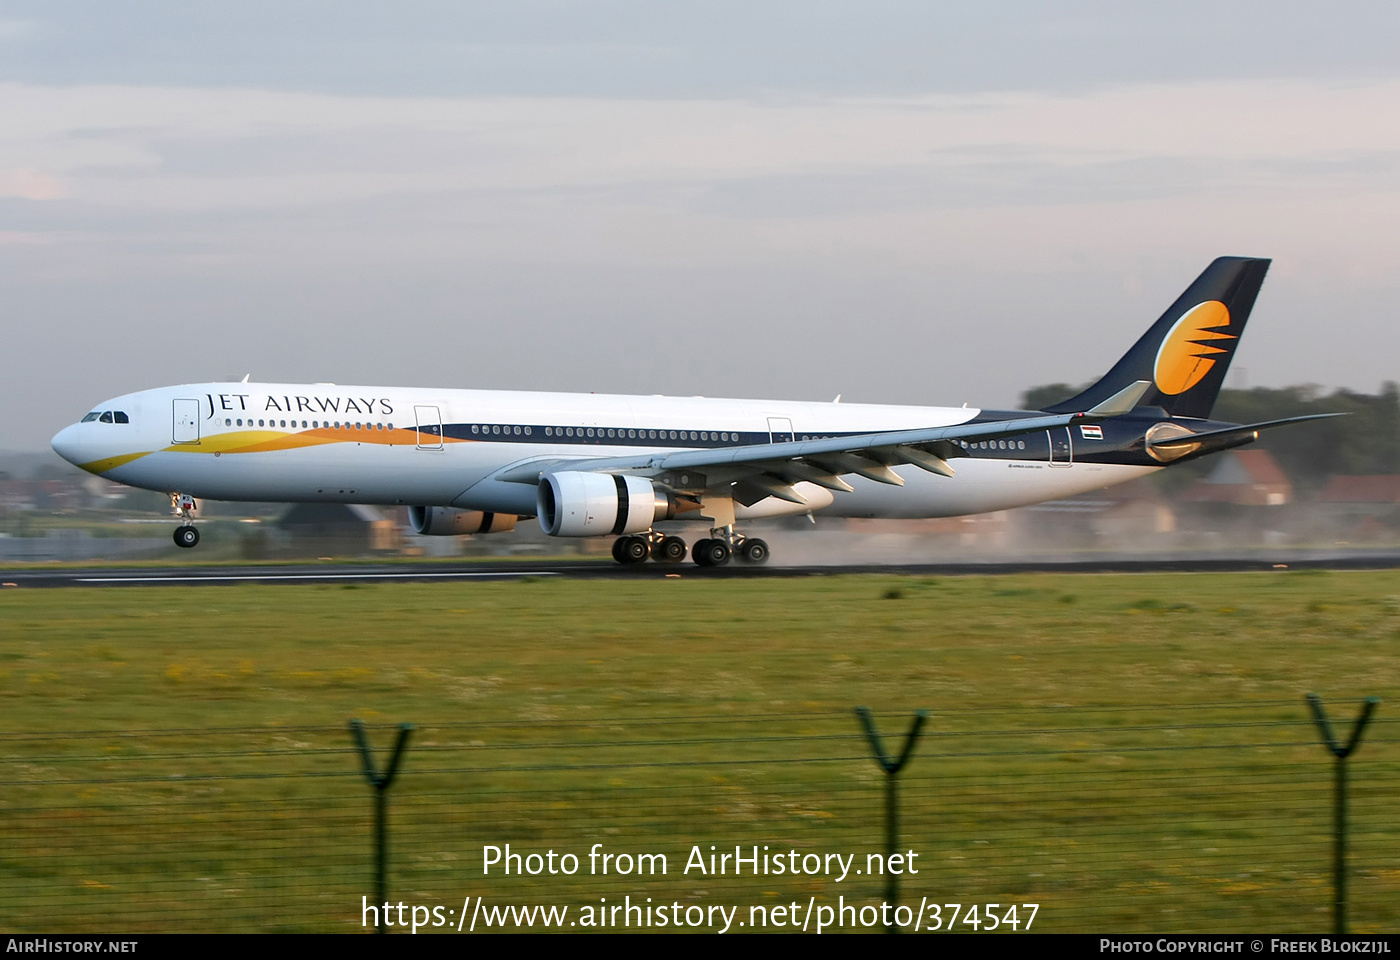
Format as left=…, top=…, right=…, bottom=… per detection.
left=1084, top=380, right=1150, bottom=419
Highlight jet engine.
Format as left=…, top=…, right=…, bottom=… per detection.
left=537, top=472, right=677, bottom=537
left=408, top=506, right=517, bottom=536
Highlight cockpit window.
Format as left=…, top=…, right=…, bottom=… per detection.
left=113, top=411, right=129, bottom=424
left=81, top=412, right=100, bottom=422
left=99, top=412, right=114, bottom=423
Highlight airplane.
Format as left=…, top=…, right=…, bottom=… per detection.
left=50, top=256, right=1335, bottom=566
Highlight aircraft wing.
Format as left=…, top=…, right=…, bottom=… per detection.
left=495, top=381, right=1149, bottom=502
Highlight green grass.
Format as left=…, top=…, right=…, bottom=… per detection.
left=1, top=571, right=1398, bottom=933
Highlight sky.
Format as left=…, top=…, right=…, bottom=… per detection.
left=4, top=2, right=1400, bottom=451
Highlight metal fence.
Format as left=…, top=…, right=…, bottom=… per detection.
left=2, top=701, right=1396, bottom=933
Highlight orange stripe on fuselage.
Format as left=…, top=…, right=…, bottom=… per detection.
left=161, top=427, right=459, bottom=455
left=78, top=451, right=153, bottom=474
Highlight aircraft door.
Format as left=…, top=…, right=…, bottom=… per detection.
left=767, top=417, right=795, bottom=444
left=172, top=399, right=200, bottom=444
left=1048, top=427, right=1073, bottom=466
left=415, top=405, right=443, bottom=450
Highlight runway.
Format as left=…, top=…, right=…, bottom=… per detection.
left=4, top=552, right=1400, bottom=588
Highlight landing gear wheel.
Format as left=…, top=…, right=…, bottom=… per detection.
left=692, top=538, right=731, bottom=567
left=174, top=526, right=200, bottom=549
left=738, top=538, right=769, bottom=564
left=654, top=536, right=687, bottom=563
left=613, top=535, right=650, bottom=565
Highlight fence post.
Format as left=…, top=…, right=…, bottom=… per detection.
left=1304, top=694, right=1379, bottom=936
left=855, top=707, right=928, bottom=933
left=350, top=719, right=415, bottom=934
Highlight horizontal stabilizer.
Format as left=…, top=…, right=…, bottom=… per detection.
left=1148, top=413, right=1347, bottom=449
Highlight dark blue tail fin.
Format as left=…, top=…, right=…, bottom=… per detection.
left=1045, top=257, right=1270, bottom=420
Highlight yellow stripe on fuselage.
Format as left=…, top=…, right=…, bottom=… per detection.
left=78, top=451, right=153, bottom=474
left=80, top=427, right=462, bottom=475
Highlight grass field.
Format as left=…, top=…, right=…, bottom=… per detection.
left=1, top=570, right=1398, bottom=933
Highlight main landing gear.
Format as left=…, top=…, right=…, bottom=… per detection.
left=610, top=528, right=769, bottom=567
left=692, top=531, right=769, bottom=567
left=612, top=531, right=687, bottom=565
left=171, top=493, right=200, bottom=549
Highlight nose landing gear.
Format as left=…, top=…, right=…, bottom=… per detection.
left=171, top=493, right=200, bottom=549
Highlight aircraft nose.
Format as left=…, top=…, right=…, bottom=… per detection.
left=51, top=423, right=86, bottom=467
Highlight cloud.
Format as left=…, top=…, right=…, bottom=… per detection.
left=0, top=19, right=40, bottom=42
left=6, top=77, right=1395, bottom=280
left=4, top=79, right=1400, bottom=201
left=0, top=167, right=64, bottom=199
left=3, top=77, right=1397, bottom=283
left=4, top=77, right=1400, bottom=450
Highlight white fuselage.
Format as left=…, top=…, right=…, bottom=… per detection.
left=51, top=382, right=1157, bottom=522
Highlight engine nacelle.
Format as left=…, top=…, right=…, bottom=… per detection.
left=408, top=506, right=517, bottom=536
left=537, top=472, right=673, bottom=537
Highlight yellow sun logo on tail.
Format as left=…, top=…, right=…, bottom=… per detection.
left=1153, top=301, right=1235, bottom=395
